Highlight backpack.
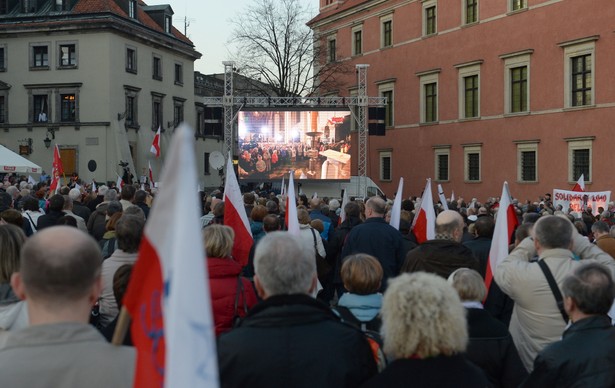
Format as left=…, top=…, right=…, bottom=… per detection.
left=333, top=305, right=387, bottom=372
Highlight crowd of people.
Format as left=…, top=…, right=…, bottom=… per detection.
left=2, top=171, right=615, bottom=387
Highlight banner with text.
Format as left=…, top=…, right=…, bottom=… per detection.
left=553, top=189, right=611, bottom=216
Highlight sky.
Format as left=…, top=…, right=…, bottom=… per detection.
left=164, top=0, right=316, bottom=75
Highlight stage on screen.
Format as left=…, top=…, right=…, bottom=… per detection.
left=237, top=109, right=352, bottom=181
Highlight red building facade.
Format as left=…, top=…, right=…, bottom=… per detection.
left=308, top=0, right=615, bottom=202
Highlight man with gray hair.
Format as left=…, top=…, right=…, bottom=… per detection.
left=217, top=232, right=376, bottom=388
left=522, top=263, right=615, bottom=386
left=69, top=188, right=91, bottom=223
left=0, top=226, right=134, bottom=386
left=591, top=220, right=615, bottom=259
left=495, top=215, right=615, bottom=372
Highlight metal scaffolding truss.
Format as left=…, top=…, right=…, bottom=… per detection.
left=202, top=64, right=385, bottom=193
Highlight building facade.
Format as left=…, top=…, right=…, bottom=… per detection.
left=0, top=0, right=201, bottom=185
left=308, top=0, right=615, bottom=201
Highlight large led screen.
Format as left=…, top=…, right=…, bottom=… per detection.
left=237, top=110, right=352, bottom=181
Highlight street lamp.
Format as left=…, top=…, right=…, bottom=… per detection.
left=43, top=135, right=51, bottom=149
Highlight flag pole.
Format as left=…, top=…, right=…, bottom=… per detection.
left=111, top=306, right=131, bottom=345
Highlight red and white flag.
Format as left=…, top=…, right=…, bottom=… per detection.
left=486, top=181, right=519, bottom=293
left=150, top=126, right=161, bottom=158
left=123, top=124, right=218, bottom=388
left=49, top=145, right=64, bottom=193
left=437, top=184, right=449, bottom=211
left=389, top=177, right=404, bottom=230
left=148, top=161, right=155, bottom=185
left=572, top=173, right=585, bottom=192
left=285, top=171, right=300, bottom=235
left=338, top=189, right=349, bottom=225
left=412, top=178, right=436, bottom=244
left=116, top=174, right=124, bottom=191
left=224, top=156, right=253, bottom=267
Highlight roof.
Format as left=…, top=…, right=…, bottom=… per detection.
left=307, top=0, right=372, bottom=27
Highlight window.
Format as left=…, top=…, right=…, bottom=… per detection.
left=153, top=55, right=162, bottom=80
left=0, top=46, right=5, bottom=71
left=561, top=38, right=596, bottom=109
left=379, top=151, right=392, bottom=181
left=128, top=0, right=137, bottom=18
left=33, top=94, right=49, bottom=122
left=327, top=37, right=336, bottom=63
left=60, top=94, right=76, bottom=122
left=516, top=142, right=538, bottom=182
left=0, top=96, right=5, bottom=123
left=423, top=1, right=437, bottom=36
left=124, top=85, right=140, bottom=128
left=464, top=0, right=478, bottom=24
left=22, top=0, right=36, bottom=12
left=379, top=88, right=394, bottom=127
left=165, top=15, right=172, bottom=33
left=352, top=25, right=362, bottom=56
left=381, top=16, right=392, bottom=48
left=151, top=92, right=164, bottom=130
left=203, top=106, right=223, bottom=137
left=434, top=147, right=450, bottom=181
left=510, top=0, right=526, bottom=11
left=173, top=98, right=185, bottom=127
left=31, top=44, right=49, bottom=68
left=174, top=63, right=183, bottom=85
left=464, top=144, right=481, bottom=182
left=55, top=0, right=71, bottom=11
left=126, top=47, right=137, bottom=73
left=58, top=43, right=77, bottom=67
left=457, top=61, right=481, bottom=119
left=0, top=0, right=7, bottom=14
left=567, top=137, right=593, bottom=183
left=419, top=70, right=440, bottom=123
left=501, top=50, right=532, bottom=114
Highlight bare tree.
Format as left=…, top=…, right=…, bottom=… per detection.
left=229, top=0, right=349, bottom=97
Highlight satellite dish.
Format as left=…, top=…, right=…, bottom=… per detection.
left=209, top=151, right=225, bottom=170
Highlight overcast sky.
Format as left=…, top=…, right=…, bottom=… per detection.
left=164, top=0, right=316, bottom=75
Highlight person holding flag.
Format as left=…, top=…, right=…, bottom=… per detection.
left=49, top=145, right=64, bottom=194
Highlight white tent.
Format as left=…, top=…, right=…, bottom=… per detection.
left=0, top=144, right=42, bottom=174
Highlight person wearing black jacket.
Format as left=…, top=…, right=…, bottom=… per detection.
left=327, top=201, right=362, bottom=298
left=522, top=263, right=615, bottom=387
left=218, top=232, right=376, bottom=388
left=36, top=194, right=66, bottom=230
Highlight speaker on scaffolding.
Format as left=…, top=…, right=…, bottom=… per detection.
left=368, top=107, right=386, bottom=136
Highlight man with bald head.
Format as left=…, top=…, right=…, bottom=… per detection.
left=341, top=196, right=405, bottom=291
left=402, top=210, right=480, bottom=278
left=0, top=227, right=135, bottom=387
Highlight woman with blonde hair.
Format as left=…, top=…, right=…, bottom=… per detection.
left=204, top=224, right=257, bottom=336
left=0, top=224, right=28, bottom=331
left=362, top=272, right=488, bottom=387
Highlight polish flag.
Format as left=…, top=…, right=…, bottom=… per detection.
left=285, top=171, right=300, bottom=235
left=148, top=161, right=154, bottom=185
left=338, top=189, right=349, bottom=225
left=389, top=177, right=404, bottom=230
left=486, top=181, right=519, bottom=293
left=224, top=156, right=253, bottom=266
left=437, top=184, right=449, bottom=211
left=116, top=174, right=124, bottom=191
left=572, top=173, right=585, bottom=192
left=122, top=124, right=218, bottom=388
left=150, top=126, right=161, bottom=158
left=49, top=145, right=64, bottom=193
left=412, top=178, right=436, bottom=244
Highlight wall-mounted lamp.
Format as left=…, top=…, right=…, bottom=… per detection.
left=43, top=135, right=51, bottom=148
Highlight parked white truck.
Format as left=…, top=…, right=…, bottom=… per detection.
left=297, top=176, right=385, bottom=200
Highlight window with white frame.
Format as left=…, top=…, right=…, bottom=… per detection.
left=126, top=46, right=137, bottom=73
left=30, top=43, right=49, bottom=69
left=560, top=38, right=596, bottom=108
left=152, top=54, right=162, bottom=80
left=419, top=70, right=439, bottom=123
left=567, top=137, right=593, bottom=183
left=128, top=0, right=137, bottom=18
left=380, top=15, right=393, bottom=48
left=57, top=41, right=77, bottom=68
left=463, top=0, right=478, bottom=25
left=510, top=0, right=527, bottom=12
left=124, top=85, right=140, bottom=128
left=434, top=147, right=450, bottom=181
left=516, top=141, right=538, bottom=182
left=351, top=25, right=363, bottom=56
left=151, top=92, right=164, bottom=130
left=378, top=81, right=395, bottom=127
left=379, top=151, right=392, bottom=181
left=457, top=61, right=481, bottom=119
left=501, top=50, right=532, bottom=114
left=423, top=0, right=437, bottom=36
left=463, top=144, right=481, bottom=182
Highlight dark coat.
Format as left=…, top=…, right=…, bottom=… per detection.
left=87, top=203, right=109, bottom=241
left=341, top=217, right=406, bottom=291
left=217, top=294, right=376, bottom=388
left=402, top=239, right=480, bottom=279
left=360, top=354, right=489, bottom=388
left=208, top=257, right=258, bottom=337
left=522, top=315, right=615, bottom=388
left=465, top=308, right=527, bottom=388
left=328, top=216, right=362, bottom=286
left=36, top=210, right=66, bottom=230
left=463, top=236, right=492, bottom=277
left=72, top=201, right=92, bottom=224
left=134, top=201, right=150, bottom=220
